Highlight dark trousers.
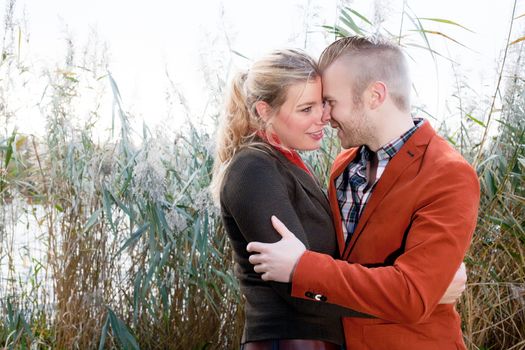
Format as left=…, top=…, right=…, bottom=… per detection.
left=240, top=339, right=344, bottom=350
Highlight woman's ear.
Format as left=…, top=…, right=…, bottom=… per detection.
left=255, top=101, right=272, bottom=122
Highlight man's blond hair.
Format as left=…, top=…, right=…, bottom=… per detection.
left=319, top=36, right=411, bottom=112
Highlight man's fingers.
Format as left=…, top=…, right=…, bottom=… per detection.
left=246, top=241, right=268, bottom=253
left=251, top=260, right=273, bottom=279
left=248, top=253, right=265, bottom=265
left=253, top=263, right=267, bottom=274
left=271, top=215, right=292, bottom=238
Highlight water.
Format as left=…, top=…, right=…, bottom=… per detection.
left=0, top=200, right=53, bottom=311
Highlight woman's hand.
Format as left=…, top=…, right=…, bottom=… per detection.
left=439, top=262, right=467, bottom=304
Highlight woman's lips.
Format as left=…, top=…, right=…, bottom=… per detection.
left=307, top=129, right=324, bottom=140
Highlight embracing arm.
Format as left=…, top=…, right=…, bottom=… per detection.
left=222, top=151, right=371, bottom=318
left=288, top=161, right=479, bottom=323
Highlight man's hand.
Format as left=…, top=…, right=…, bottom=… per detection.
left=439, top=262, right=467, bottom=304
left=246, top=216, right=306, bottom=282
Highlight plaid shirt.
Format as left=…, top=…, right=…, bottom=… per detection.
left=336, top=118, right=424, bottom=245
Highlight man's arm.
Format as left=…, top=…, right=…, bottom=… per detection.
left=248, top=161, right=479, bottom=323
left=248, top=217, right=468, bottom=301
left=248, top=217, right=467, bottom=305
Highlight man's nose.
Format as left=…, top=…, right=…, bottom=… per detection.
left=321, top=103, right=331, bottom=123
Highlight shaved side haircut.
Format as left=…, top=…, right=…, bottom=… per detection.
left=319, top=36, right=411, bottom=112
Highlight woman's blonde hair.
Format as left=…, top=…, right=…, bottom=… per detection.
left=211, top=49, right=320, bottom=204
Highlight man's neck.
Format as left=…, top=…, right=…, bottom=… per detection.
left=367, top=114, right=415, bottom=152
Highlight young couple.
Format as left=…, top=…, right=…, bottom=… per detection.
left=212, top=36, right=480, bottom=350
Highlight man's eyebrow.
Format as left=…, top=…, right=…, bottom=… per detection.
left=323, top=94, right=334, bottom=100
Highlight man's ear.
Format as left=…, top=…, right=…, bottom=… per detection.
left=255, top=101, right=272, bottom=122
left=367, top=81, right=387, bottom=110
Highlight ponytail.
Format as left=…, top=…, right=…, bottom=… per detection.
left=211, top=71, right=261, bottom=204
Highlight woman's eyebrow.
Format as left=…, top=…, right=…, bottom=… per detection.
left=296, top=101, right=317, bottom=108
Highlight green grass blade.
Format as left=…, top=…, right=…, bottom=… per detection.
left=108, top=308, right=140, bottom=350
left=418, top=17, right=475, bottom=32
left=102, top=188, right=116, bottom=233
left=230, top=50, right=250, bottom=60
left=466, top=113, right=487, bottom=127
left=408, top=29, right=470, bottom=49
left=403, top=43, right=456, bottom=62
left=518, top=157, right=525, bottom=170
left=98, top=313, right=110, bottom=350
left=346, top=7, right=372, bottom=25
left=4, top=130, right=16, bottom=168
left=83, top=208, right=102, bottom=233
left=115, top=222, right=150, bottom=256
left=340, top=9, right=364, bottom=35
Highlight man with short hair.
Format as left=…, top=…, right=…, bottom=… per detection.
left=247, top=36, right=480, bottom=350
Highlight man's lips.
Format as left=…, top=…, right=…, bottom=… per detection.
left=329, top=120, right=340, bottom=129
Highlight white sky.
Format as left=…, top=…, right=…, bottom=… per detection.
left=4, top=0, right=525, bottom=138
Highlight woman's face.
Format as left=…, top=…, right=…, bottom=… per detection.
left=269, top=77, right=329, bottom=151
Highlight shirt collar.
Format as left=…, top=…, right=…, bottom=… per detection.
left=367, top=118, right=424, bottom=161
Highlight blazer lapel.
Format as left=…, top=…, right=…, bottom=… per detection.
left=328, top=148, right=359, bottom=256
left=271, top=148, right=333, bottom=218
left=342, top=122, right=436, bottom=260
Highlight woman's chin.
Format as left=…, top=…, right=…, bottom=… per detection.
left=296, top=142, right=323, bottom=152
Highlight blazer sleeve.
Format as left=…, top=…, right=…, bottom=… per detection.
left=222, top=151, right=371, bottom=318
left=290, top=160, right=480, bottom=323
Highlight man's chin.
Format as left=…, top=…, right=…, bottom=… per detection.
left=339, top=138, right=359, bottom=149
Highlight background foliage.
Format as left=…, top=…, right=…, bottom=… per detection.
left=0, top=1, right=523, bottom=349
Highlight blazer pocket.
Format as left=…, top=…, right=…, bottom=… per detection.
left=362, top=323, right=461, bottom=350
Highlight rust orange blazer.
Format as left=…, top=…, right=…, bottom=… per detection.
left=290, top=121, right=480, bottom=350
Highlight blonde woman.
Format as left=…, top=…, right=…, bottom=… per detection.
left=212, top=49, right=363, bottom=349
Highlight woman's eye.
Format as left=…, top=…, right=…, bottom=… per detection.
left=302, top=106, right=312, bottom=113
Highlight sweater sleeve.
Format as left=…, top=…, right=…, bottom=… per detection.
left=222, top=151, right=372, bottom=318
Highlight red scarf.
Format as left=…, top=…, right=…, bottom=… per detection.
left=256, top=131, right=313, bottom=177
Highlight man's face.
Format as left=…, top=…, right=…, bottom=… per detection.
left=322, top=59, right=371, bottom=149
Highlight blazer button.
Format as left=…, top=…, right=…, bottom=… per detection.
left=314, top=294, right=327, bottom=301
left=305, top=292, right=314, bottom=298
